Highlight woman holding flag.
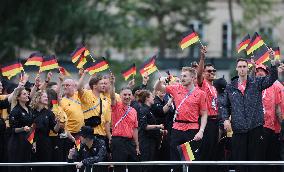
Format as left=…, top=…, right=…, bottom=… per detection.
left=8, top=87, right=34, bottom=172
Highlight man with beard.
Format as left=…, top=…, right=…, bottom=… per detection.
left=155, top=67, right=208, bottom=172
left=220, top=49, right=278, bottom=172
left=196, top=46, right=219, bottom=172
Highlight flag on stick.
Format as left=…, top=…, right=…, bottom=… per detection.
left=180, top=29, right=200, bottom=50
left=121, top=64, right=136, bottom=80
left=26, top=124, right=36, bottom=144
left=272, top=47, right=281, bottom=60
left=254, top=45, right=270, bottom=65
left=1, top=62, right=24, bottom=80
left=139, top=55, right=158, bottom=76
left=85, top=57, right=109, bottom=75
left=71, top=45, right=88, bottom=63
left=75, top=138, right=81, bottom=150
left=177, top=142, right=195, bottom=161
left=24, top=53, right=43, bottom=66
left=40, top=55, right=59, bottom=72
left=59, top=66, right=71, bottom=76
left=237, top=34, right=250, bottom=53
left=246, top=32, right=265, bottom=55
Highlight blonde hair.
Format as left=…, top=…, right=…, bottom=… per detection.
left=182, top=66, right=197, bottom=77
left=30, top=90, right=47, bottom=110
left=11, top=87, right=26, bottom=110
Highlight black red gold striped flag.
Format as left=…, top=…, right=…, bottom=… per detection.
left=76, top=49, right=90, bottom=69
left=1, top=62, right=24, bottom=80
left=24, top=52, right=43, bottom=66
left=180, top=29, right=200, bottom=50
left=272, top=47, right=280, bottom=60
left=139, top=55, right=158, bottom=76
left=40, top=55, right=59, bottom=72
left=85, top=57, right=109, bottom=75
left=254, top=45, right=269, bottom=65
left=59, top=66, right=71, bottom=76
left=237, top=34, right=250, bottom=53
left=26, top=124, right=36, bottom=144
left=177, top=142, right=195, bottom=161
left=246, top=32, right=264, bottom=55
left=71, top=45, right=88, bottom=63
left=75, top=138, right=81, bottom=150
left=121, top=64, right=136, bottom=80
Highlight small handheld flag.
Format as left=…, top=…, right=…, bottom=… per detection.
left=253, top=45, right=270, bottom=65
left=59, top=66, right=71, bottom=76
left=237, top=34, right=250, bottom=53
left=84, top=57, right=109, bottom=75
left=139, top=55, right=158, bottom=76
left=180, top=29, right=200, bottom=50
left=272, top=47, right=280, bottom=60
left=75, top=138, right=81, bottom=150
left=71, top=45, right=88, bottom=63
left=26, top=124, right=36, bottom=144
left=177, top=141, right=195, bottom=161
left=121, top=64, right=136, bottom=80
left=24, top=53, right=43, bottom=66
left=246, top=32, right=265, bottom=55
left=1, top=62, right=24, bottom=80
left=40, top=55, right=59, bottom=72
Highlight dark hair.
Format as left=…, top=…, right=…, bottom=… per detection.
left=204, top=63, right=214, bottom=69
left=236, top=58, right=248, bottom=64
left=89, top=75, right=103, bottom=89
left=46, top=88, right=57, bottom=109
left=137, top=90, right=151, bottom=104
left=47, top=82, right=57, bottom=89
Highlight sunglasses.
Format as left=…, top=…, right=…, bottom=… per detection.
left=206, top=69, right=216, bottom=73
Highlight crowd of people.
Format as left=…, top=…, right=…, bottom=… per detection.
left=0, top=46, right=284, bottom=172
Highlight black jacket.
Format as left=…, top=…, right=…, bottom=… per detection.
left=68, top=137, right=107, bottom=168
left=220, top=65, right=278, bottom=133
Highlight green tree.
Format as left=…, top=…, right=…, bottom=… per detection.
left=113, top=0, right=211, bottom=58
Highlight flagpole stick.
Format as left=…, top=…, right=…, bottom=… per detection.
left=198, top=38, right=204, bottom=48
left=263, top=42, right=270, bottom=50
left=157, top=69, right=163, bottom=78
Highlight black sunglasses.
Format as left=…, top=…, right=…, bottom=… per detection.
left=206, top=69, right=216, bottom=73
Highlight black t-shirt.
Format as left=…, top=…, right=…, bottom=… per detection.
left=33, top=108, right=56, bottom=137
left=9, top=104, right=34, bottom=132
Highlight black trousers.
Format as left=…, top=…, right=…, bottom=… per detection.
left=232, top=126, right=265, bottom=172
left=33, top=135, right=53, bottom=172
left=111, top=136, right=139, bottom=172
left=170, top=128, right=200, bottom=172
left=199, top=118, right=219, bottom=172
left=140, top=137, right=158, bottom=172
left=8, top=132, right=32, bottom=172
left=263, top=128, right=281, bottom=172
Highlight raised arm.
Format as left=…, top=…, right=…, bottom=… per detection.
left=109, top=73, right=116, bottom=106
left=8, top=73, right=29, bottom=102
left=154, top=79, right=166, bottom=93
left=77, top=70, right=88, bottom=94
left=197, top=46, right=207, bottom=87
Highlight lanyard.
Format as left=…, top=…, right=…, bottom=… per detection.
left=206, top=81, right=217, bottom=98
left=65, top=97, right=81, bottom=105
left=173, top=87, right=195, bottom=122
left=114, top=106, right=131, bottom=129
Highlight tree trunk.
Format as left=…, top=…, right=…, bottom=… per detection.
left=228, top=0, right=236, bottom=58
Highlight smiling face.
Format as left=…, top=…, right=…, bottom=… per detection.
left=204, top=65, right=216, bottom=81
left=40, top=92, right=49, bottom=106
left=62, top=79, right=76, bottom=96
left=120, top=88, right=132, bottom=105
left=17, top=89, right=29, bottom=103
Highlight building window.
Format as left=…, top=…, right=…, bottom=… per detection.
left=222, top=23, right=232, bottom=58
left=188, top=21, right=203, bottom=58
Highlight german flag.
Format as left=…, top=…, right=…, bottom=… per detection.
left=246, top=32, right=264, bottom=55
left=273, top=47, right=280, bottom=60
left=40, top=55, right=59, bottom=72
left=71, top=45, right=87, bottom=63
left=1, top=62, right=24, bottom=80
left=59, top=66, right=71, bottom=76
left=76, top=49, right=89, bottom=69
left=26, top=124, right=36, bottom=144
left=139, top=55, right=158, bottom=76
left=254, top=45, right=269, bottom=65
left=75, top=138, right=81, bottom=150
left=121, top=64, right=136, bottom=80
left=177, top=141, right=195, bottom=161
left=180, top=29, right=199, bottom=50
left=237, top=34, right=250, bottom=53
left=51, top=99, right=59, bottom=108
left=85, top=57, right=109, bottom=75
left=24, top=53, right=43, bottom=66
